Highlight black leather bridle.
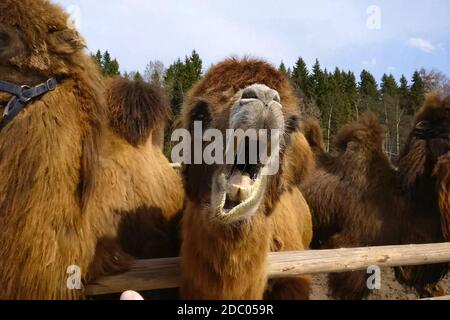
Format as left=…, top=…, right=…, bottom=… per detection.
left=0, top=78, right=57, bottom=131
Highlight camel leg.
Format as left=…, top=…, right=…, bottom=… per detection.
left=325, top=234, right=372, bottom=300
left=264, top=277, right=311, bottom=300
left=86, top=237, right=133, bottom=283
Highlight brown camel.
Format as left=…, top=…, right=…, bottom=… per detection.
left=301, top=94, right=450, bottom=299
left=0, top=0, right=183, bottom=299
left=180, top=58, right=314, bottom=300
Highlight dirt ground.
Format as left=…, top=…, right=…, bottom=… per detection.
left=310, top=268, right=450, bottom=300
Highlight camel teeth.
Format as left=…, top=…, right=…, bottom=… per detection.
left=227, top=184, right=240, bottom=201
left=239, top=187, right=252, bottom=201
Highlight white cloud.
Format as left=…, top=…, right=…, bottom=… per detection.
left=387, top=66, right=396, bottom=72
left=362, top=58, right=377, bottom=68
left=407, top=38, right=436, bottom=53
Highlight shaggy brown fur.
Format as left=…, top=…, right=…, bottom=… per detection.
left=105, top=78, right=169, bottom=149
left=301, top=113, right=407, bottom=299
left=94, top=78, right=185, bottom=260
left=0, top=1, right=183, bottom=299
left=180, top=58, right=314, bottom=300
left=300, top=117, right=326, bottom=156
left=436, top=152, right=450, bottom=240
left=301, top=96, right=450, bottom=299
left=394, top=93, right=450, bottom=296
left=0, top=0, right=106, bottom=300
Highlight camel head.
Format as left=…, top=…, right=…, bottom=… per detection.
left=181, top=58, right=300, bottom=224
left=399, top=93, right=450, bottom=188
left=0, top=0, right=88, bottom=87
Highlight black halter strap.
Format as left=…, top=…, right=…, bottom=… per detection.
left=0, top=78, right=57, bottom=131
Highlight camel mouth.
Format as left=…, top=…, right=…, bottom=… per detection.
left=211, top=155, right=269, bottom=223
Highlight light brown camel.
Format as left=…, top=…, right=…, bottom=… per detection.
left=180, top=58, right=314, bottom=300
left=0, top=0, right=183, bottom=299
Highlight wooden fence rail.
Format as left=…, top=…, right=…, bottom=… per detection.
left=86, top=242, right=450, bottom=296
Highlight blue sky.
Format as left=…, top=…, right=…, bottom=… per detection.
left=55, top=0, right=450, bottom=82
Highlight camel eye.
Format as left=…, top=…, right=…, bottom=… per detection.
left=416, top=121, right=429, bottom=130
left=48, top=25, right=58, bottom=33
left=0, top=31, right=10, bottom=47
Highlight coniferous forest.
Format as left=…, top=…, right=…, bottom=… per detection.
left=92, top=49, right=450, bottom=159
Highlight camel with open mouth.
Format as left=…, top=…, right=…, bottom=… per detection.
left=179, top=58, right=315, bottom=300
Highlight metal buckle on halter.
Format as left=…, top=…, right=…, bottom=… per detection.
left=46, top=78, right=57, bottom=91
left=17, top=85, right=32, bottom=104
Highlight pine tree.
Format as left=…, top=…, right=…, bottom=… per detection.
left=380, top=74, right=399, bottom=97
left=91, top=50, right=120, bottom=76
left=102, top=51, right=112, bottom=75
left=398, top=75, right=411, bottom=113
left=278, top=62, right=290, bottom=78
left=92, top=50, right=102, bottom=70
left=164, top=50, right=203, bottom=116
left=184, top=50, right=202, bottom=86
left=291, top=57, right=312, bottom=99
left=310, top=59, right=327, bottom=100
left=343, top=71, right=359, bottom=118
left=410, top=71, right=425, bottom=113
left=107, top=59, right=120, bottom=76
left=133, top=72, right=143, bottom=81
left=359, top=70, right=379, bottom=99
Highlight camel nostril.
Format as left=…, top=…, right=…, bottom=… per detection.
left=241, top=89, right=258, bottom=100
left=273, top=93, right=281, bottom=103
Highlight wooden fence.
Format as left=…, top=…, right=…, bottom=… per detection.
left=86, top=242, right=450, bottom=298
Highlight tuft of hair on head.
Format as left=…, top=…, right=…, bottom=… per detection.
left=423, top=92, right=450, bottom=109
left=416, top=92, right=450, bottom=122
left=300, top=117, right=326, bottom=155
left=106, top=77, right=170, bottom=147
left=334, top=112, right=385, bottom=152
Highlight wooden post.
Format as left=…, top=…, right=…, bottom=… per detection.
left=86, top=242, right=450, bottom=296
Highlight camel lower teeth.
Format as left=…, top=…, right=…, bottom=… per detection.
left=239, top=187, right=252, bottom=201
left=226, top=184, right=252, bottom=202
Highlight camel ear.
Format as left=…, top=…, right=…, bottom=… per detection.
left=47, top=29, right=86, bottom=54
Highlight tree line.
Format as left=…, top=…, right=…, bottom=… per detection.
left=92, top=50, right=449, bottom=158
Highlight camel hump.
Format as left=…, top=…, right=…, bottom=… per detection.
left=106, top=77, right=170, bottom=146
left=334, top=112, right=385, bottom=152
left=301, top=117, right=326, bottom=155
